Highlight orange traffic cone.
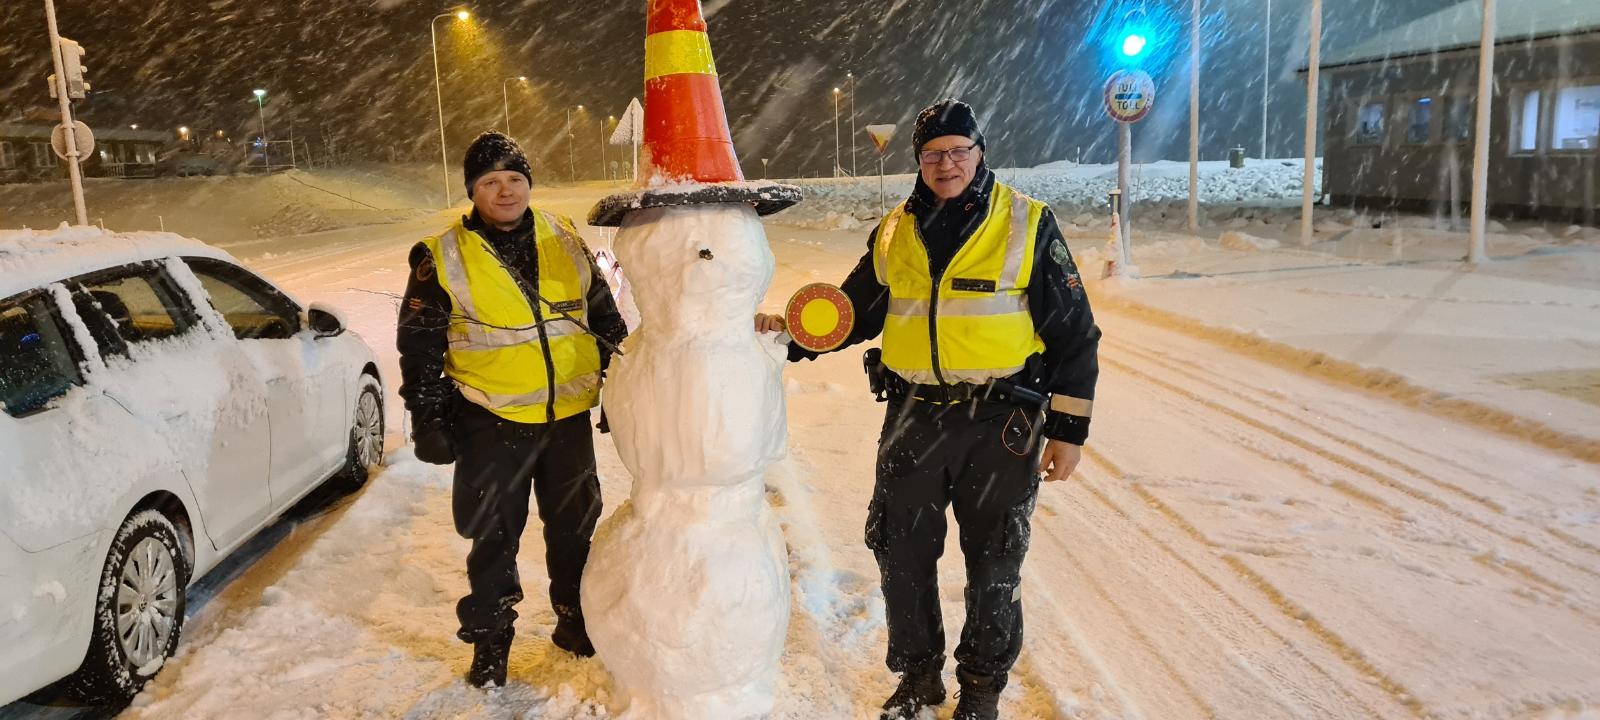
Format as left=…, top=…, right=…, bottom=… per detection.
left=643, top=0, right=741, bottom=184
left=588, top=0, right=800, bottom=226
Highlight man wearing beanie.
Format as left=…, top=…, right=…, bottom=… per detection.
left=397, top=131, right=629, bottom=688
left=757, top=100, right=1100, bottom=719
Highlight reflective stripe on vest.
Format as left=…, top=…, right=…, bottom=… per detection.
left=425, top=213, right=602, bottom=423
left=873, top=182, right=1047, bottom=386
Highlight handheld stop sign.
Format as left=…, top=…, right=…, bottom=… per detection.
left=785, top=283, right=855, bottom=352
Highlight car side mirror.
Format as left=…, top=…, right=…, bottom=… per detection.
left=307, top=303, right=346, bottom=338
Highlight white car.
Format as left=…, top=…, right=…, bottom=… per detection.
left=0, top=227, right=385, bottom=706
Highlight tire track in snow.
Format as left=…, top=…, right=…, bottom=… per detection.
left=1098, top=353, right=1600, bottom=604
left=1078, top=448, right=1427, bottom=719
left=1105, top=333, right=1600, bottom=565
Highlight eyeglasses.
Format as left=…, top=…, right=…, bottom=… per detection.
left=918, top=144, right=978, bottom=166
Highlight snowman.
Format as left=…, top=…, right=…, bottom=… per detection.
left=579, top=1, right=802, bottom=717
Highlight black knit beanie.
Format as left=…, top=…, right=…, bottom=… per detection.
left=912, top=100, right=985, bottom=152
left=462, top=131, right=533, bottom=198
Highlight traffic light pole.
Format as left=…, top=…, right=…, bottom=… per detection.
left=43, top=0, right=87, bottom=227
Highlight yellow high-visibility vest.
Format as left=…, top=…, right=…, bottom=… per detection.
left=872, top=182, right=1046, bottom=385
left=422, top=211, right=601, bottom=424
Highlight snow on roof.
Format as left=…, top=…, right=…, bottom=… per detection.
left=1318, top=0, right=1600, bottom=71
left=0, top=225, right=233, bottom=299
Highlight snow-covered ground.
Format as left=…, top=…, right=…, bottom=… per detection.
left=5, top=172, right=1600, bottom=719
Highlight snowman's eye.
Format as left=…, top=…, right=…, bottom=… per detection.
left=698, top=249, right=715, bottom=260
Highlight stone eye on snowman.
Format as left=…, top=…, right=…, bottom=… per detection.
left=578, top=1, right=805, bottom=718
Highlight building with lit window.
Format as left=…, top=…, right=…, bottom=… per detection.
left=0, top=122, right=170, bottom=184
left=1313, top=0, right=1600, bottom=220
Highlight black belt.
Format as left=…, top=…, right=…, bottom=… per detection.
left=882, top=372, right=1048, bottom=411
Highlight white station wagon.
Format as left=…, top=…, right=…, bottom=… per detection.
left=0, top=227, right=385, bottom=706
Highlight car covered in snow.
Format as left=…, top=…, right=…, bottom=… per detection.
left=0, top=227, right=385, bottom=706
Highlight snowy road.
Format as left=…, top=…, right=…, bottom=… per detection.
left=7, top=189, right=1599, bottom=719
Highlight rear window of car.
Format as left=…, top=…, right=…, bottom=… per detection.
left=71, top=265, right=197, bottom=357
left=0, top=292, right=85, bottom=417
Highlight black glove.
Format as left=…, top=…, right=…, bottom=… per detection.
left=412, top=417, right=455, bottom=465
left=596, top=406, right=610, bottom=434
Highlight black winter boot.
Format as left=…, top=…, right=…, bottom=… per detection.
left=880, top=656, right=946, bottom=719
left=952, top=668, right=1005, bottom=720
left=552, top=611, right=595, bottom=658
left=466, top=627, right=514, bottom=688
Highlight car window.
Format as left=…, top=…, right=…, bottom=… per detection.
left=184, top=258, right=301, bottom=340
left=0, top=292, right=85, bottom=417
left=72, top=265, right=196, bottom=356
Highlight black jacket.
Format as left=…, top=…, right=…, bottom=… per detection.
left=789, top=164, right=1101, bottom=444
left=396, top=208, right=630, bottom=426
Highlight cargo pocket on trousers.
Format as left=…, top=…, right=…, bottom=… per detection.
left=987, top=494, right=1036, bottom=558
left=865, top=496, right=889, bottom=552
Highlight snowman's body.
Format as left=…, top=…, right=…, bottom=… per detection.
left=582, top=203, right=790, bottom=720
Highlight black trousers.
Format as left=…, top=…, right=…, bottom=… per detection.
left=451, top=401, right=602, bottom=643
left=867, top=396, right=1043, bottom=681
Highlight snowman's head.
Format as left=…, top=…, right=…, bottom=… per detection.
left=615, top=203, right=774, bottom=329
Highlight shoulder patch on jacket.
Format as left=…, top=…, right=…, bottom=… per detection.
left=415, top=255, right=435, bottom=282
left=1049, top=239, right=1072, bottom=267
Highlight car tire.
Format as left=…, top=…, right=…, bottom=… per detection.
left=62, top=509, right=190, bottom=706
left=332, top=374, right=385, bottom=491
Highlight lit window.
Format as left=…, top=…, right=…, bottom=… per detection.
left=1407, top=98, right=1433, bottom=144
left=1553, top=84, right=1600, bottom=151
left=1355, top=102, right=1385, bottom=144
left=1517, top=90, right=1542, bottom=153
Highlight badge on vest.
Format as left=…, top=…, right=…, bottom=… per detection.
left=950, top=278, right=997, bottom=293
left=548, top=299, right=585, bottom=314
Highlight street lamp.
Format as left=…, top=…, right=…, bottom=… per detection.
left=502, top=75, right=526, bottom=138
left=129, top=124, right=138, bottom=130
left=847, top=72, right=857, bottom=178
left=431, top=9, right=471, bottom=208
left=567, top=104, right=584, bottom=182
left=832, top=87, right=841, bottom=177
left=252, top=88, right=269, bottom=167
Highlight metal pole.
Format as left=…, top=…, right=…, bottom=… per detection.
left=256, top=94, right=269, bottom=168
left=849, top=73, right=858, bottom=178
left=1301, top=0, right=1321, bottom=246
left=1188, top=0, right=1201, bottom=233
left=502, top=81, right=510, bottom=135
left=600, top=119, right=608, bottom=181
left=879, top=153, right=886, bottom=217
left=1262, top=0, right=1272, bottom=159
left=1469, top=0, right=1495, bottom=265
left=43, top=0, right=87, bottom=226
left=1119, top=121, right=1133, bottom=255
left=833, top=90, right=841, bottom=177
left=567, top=108, right=576, bottom=182
left=431, top=13, right=453, bottom=208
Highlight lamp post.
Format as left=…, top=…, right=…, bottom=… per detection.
left=502, top=75, right=526, bottom=138
left=605, top=115, right=616, bottom=181
left=567, top=104, right=584, bottom=182
left=252, top=88, right=269, bottom=167
left=431, top=9, right=470, bottom=208
left=832, top=87, right=841, bottom=177
left=847, top=72, right=858, bottom=178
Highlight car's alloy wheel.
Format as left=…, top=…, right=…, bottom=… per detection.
left=63, top=509, right=189, bottom=705
left=334, top=374, right=385, bottom=490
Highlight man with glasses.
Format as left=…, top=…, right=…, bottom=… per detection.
left=757, top=99, right=1100, bottom=719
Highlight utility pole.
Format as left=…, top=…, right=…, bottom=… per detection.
left=1301, top=0, right=1322, bottom=246
left=1188, top=0, right=1201, bottom=233
left=1262, top=0, right=1272, bottom=159
left=1469, top=0, right=1496, bottom=265
left=44, top=0, right=87, bottom=226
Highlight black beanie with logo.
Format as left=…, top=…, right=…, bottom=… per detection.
left=912, top=100, right=986, bottom=152
left=462, top=131, right=533, bottom=198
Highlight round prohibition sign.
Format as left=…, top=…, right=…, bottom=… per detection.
left=785, top=283, right=855, bottom=353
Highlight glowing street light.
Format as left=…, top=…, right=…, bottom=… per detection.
left=846, top=71, right=858, bottom=177
left=431, top=8, right=472, bottom=207
left=1121, top=33, right=1148, bottom=58
left=252, top=88, right=269, bottom=166
left=129, top=123, right=138, bottom=130
left=832, top=87, right=842, bottom=177
left=502, top=75, right=527, bottom=138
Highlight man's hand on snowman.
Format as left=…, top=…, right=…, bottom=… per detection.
left=754, top=313, right=786, bottom=334
left=1038, top=440, right=1082, bottom=482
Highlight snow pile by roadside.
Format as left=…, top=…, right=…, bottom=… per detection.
left=772, top=159, right=1323, bottom=231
